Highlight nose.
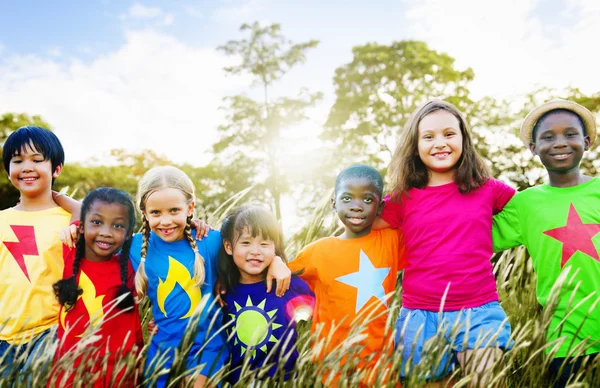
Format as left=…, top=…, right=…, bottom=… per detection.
left=99, top=224, right=112, bottom=237
left=21, top=159, right=35, bottom=171
left=349, top=201, right=363, bottom=212
left=249, top=242, right=260, bottom=255
left=552, top=135, right=568, bottom=148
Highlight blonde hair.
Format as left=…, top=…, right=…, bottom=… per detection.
left=134, top=166, right=205, bottom=300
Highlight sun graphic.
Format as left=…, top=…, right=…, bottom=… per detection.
left=230, top=296, right=282, bottom=359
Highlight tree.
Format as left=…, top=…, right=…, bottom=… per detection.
left=322, top=40, right=475, bottom=169
left=215, top=22, right=322, bottom=220
left=0, top=113, right=53, bottom=209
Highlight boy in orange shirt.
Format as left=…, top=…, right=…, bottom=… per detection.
left=289, top=164, right=406, bottom=385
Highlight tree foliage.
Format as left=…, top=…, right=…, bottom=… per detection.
left=213, top=22, right=322, bottom=220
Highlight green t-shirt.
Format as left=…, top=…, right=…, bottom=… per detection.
left=492, top=177, right=600, bottom=358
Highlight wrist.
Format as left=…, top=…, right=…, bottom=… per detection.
left=52, top=191, right=67, bottom=200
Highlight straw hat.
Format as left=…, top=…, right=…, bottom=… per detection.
left=520, top=99, right=597, bottom=146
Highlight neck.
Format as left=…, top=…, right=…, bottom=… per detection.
left=15, top=191, right=57, bottom=211
left=339, top=225, right=372, bottom=240
left=427, top=169, right=455, bottom=186
left=548, top=168, right=591, bottom=188
left=239, top=273, right=266, bottom=284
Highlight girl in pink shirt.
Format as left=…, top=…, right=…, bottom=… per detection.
left=378, top=100, right=515, bottom=385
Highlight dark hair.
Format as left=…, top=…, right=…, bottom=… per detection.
left=218, top=205, right=289, bottom=293
left=532, top=109, right=586, bottom=142
left=2, top=126, right=65, bottom=184
left=53, top=188, right=136, bottom=311
left=388, top=100, right=489, bottom=200
left=334, top=164, right=384, bottom=197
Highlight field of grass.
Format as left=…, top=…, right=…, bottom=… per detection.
left=1, top=193, right=599, bottom=387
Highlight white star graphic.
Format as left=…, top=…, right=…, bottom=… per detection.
left=335, top=249, right=391, bottom=313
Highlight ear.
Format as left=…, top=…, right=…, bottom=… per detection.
left=583, top=135, right=591, bottom=151
left=223, top=240, right=233, bottom=255
left=187, top=200, right=195, bottom=218
left=330, top=197, right=336, bottom=212
left=78, top=223, right=85, bottom=235
left=528, top=142, right=537, bottom=156
left=377, top=199, right=384, bottom=216
left=52, top=164, right=63, bottom=178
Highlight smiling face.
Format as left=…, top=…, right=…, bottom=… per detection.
left=417, top=110, right=463, bottom=184
left=143, top=187, right=194, bottom=243
left=225, top=229, right=275, bottom=284
left=530, top=110, right=590, bottom=174
left=332, top=176, right=382, bottom=239
left=8, top=144, right=62, bottom=199
left=82, top=201, right=130, bottom=262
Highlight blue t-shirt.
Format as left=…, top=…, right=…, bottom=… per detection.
left=130, top=229, right=228, bottom=386
left=223, top=276, right=314, bottom=384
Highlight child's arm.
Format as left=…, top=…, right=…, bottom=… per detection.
left=53, top=191, right=81, bottom=223
left=492, top=195, right=523, bottom=252
left=266, top=256, right=291, bottom=297
left=372, top=216, right=391, bottom=230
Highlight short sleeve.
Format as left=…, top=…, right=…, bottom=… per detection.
left=129, top=233, right=143, bottom=271
left=380, top=194, right=403, bottom=229
left=492, top=195, right=523, bottom=252
left=490, top=178, right=516, bottom=215
left=289, top=244, right=318, bottom=291
left=396, top=229, right=408, bottom=270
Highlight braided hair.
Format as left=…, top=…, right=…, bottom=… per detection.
left=134, top=166, right=206, bottom=300
left=53, top=187, right=136, bottom=311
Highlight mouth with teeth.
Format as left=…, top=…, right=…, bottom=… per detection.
left=246, top=258, right=264, bottom=267
left=432, top=152, right=450, bottom=159
left=158, top=227, right=178, bottom=236
left=19, top=177, right=39, bottom=183
left=346, top=216, right=365, bottom=226
left=95, top=241, right=115, bottom=251
left=549, top=153, right=572, bottom=160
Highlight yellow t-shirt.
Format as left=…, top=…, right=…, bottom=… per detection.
left=0, top=206, right=71, bottom=344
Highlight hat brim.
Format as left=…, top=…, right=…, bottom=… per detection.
left=520, top=100, right=597, bottom=146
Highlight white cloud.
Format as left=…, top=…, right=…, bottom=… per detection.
left=0, top=29, right=251, bottom=165
left=404, top=0, right=600, bottom=98
left=46, top=46, right=62, bottom=57
left=119, top=3, right=175, bottom=26
left=211, top=0, right=263, bottom=24
left=183, top=5, right=204, bottom=18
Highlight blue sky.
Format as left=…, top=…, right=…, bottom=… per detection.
left=1, top=0, right=598, bottom=167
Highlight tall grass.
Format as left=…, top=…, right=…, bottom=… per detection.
left=2, top=197, right=599, bottom=387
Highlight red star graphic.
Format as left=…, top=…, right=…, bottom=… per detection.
left=543, top=204, right=600, bottom=267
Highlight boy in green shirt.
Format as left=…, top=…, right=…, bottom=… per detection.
left=492, top=100, right=599, bottom=387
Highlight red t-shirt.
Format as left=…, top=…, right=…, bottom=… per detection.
left=51, top=247, right=143, bottom=387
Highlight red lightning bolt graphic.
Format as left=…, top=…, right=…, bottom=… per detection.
left=3, top=225, right=39, bottom=282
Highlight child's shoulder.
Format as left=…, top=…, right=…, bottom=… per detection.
left=289, top=275, right=314, bottom=296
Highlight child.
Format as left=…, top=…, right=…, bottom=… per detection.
left=0, top=126, right=73, bottom=376
left=130, top=166, right=228, bottom=388
left=219, top=205, right=314, bottom=385
left=288, top=164, right=406, bottom=384
left=378, top=100, right=515, bottom=383
left=492, top=99, right=599, bottom=386
left=50, top=187, right=143, bottom=387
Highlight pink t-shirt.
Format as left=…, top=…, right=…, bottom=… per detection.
left=381, top=178, right=515, bottom=311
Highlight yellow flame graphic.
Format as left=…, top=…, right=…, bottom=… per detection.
left=157, top=256, right=201, bottom=319
left=60, top=270, right=105, bottom=337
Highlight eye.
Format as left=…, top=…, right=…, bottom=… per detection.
left=11, top=160, right=22, bottom=164
left=149, top=210, right=159, bottom=215
left=422, top=135, right=433, bottom=140
left=91, top=220, right=101, bottom=225
left=170, top=208, right=180, bottom=213
left=113, top=223, right=124, bottom=229
left=364, top=198, right=373, bottom=204
left=445, top=132, right=456, bottom=138
left=261, top=242, right=273, bottom=247
left=341, top=195, right=351, bottom=202
left=34, top=159, right=44, bottom=163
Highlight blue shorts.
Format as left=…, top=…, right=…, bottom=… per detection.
left=395, top=301, right=512, bottom=381
left=0, top=328, right=54, bottom=380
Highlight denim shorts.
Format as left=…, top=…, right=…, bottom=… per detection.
left=0, top=328, right=54, bottom=379
left=394, top=301, right=512, bottom=380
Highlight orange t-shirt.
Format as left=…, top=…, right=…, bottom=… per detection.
left=289, top=228, right=406, bottom=378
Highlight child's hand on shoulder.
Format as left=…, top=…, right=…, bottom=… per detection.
left=191, top=219, right=213, bottom=240
left=59, top=222, right=79, bottom=248
left=267, top=256, right=291, bottom=297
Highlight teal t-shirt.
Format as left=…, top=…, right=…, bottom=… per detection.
left=492, top=177, right=600, bottom=357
